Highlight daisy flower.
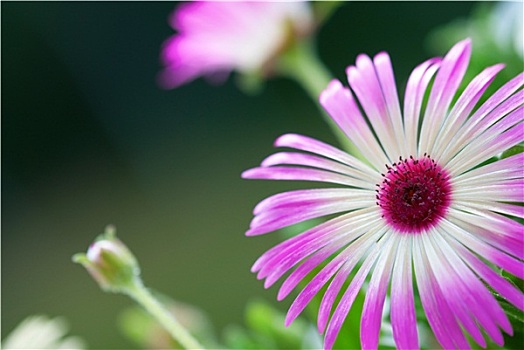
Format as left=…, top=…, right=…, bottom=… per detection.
left=242, top=38, right=524, bottom=349
left=2, top=315, right=85, bottom=349
left=159, top=1, right=314, bottom=89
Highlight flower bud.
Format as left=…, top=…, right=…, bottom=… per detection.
left=73, top=226, right=140, bottom=293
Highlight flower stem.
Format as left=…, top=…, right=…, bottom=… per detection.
left=125, top=280, right=204, bottom=349
left=278, top=40, right=363, bottom=159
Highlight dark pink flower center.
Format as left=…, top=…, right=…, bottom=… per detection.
left=376, top=155, right=451, bottom=234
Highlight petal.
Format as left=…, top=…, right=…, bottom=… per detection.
left=447, top=109, right=524, bottom=176
left=317, top=260, right=355, bottom=334
left=247, top=191, right=374, bottom=236
left=258, top=211, right=382, bottom=287
left=274, top=133, right=378, bottom=177
left=360, top=234, right=399, bottom=350
left=323, top=232, right=392, bottom=350
left=284, top=257, right=346, bottom=325
left=251, top=208, right=377, bottom=272
left=432, top=64, right=505, bottom=160
left=252, top=188, right=374, bottom=215
left=390, top=235, right=419, bottom=349
left=373, top=52, right=407, bottom=156
left=424, top=231, right=489, bottom=347
left=448, top=238, right=524, bottom=312
left=457, top=200, right=524, bottom=219
left=403, top=58, right=441, bottom=155
left=172, top=3, right=253, bottom=33
left=419, top=38, right=471, bottom=156
left=442, top=214, right=524, bottom=277
left=276, top=243, right=342, bottom=299
left=260, top=152, right=376, bottom=188
left=276, top=215, right=384, bottom=298
left=453, top=179, right=524, bottom=202
left=162, top=2, right=313, bottom=88
left=453, top=152, right=524, bottom=186
left=284, top=227, right=383, bottom=326
left=449, top=205, right=524, bottom=259
left=159, top=35, right=233, bottom=88
left=439, top=72, right=524, bottom=164
left=466, top=72, right=524, bottom=133
left=413, top=234, right=470, bottom=349
left=242, top=166, right=372, bottom=188
left=320, top=80, right=389, bottom=169
left=429, top=230, right=510, bottom=346
left=347, top=55, right=401, bottom=161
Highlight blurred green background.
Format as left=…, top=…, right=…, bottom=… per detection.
left=2, top=1, right=482, bottom=348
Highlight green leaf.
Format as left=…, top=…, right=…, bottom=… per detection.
left=500, top=144, right=524, bottom=159
left=492, top=272, right=524, bottom=324
left=223, top=324, right=271, bottom=349
left=499, top=299, right=524, bottom=324
left=223, top=299, right=321, bottom=349
left=245, top=300, right=306, bottom=348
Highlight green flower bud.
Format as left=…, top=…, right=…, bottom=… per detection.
left=73, top=226, right=140, bottom=293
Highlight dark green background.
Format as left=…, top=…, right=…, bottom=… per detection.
left=3, top=2, right=477, bottom=348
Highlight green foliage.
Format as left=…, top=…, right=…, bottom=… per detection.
left=223, top=299, right=322, bottom=349
left=501, top=144, right=524, bottom=160
left=497, top=271, right=524, bottom=325
left=490, top=270, right=524, bottom=350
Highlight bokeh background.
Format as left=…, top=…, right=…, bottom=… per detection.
left=2, top=1, right=494, bottom=348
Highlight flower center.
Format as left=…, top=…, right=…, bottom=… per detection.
left=376, top=155, right=451, bottom=234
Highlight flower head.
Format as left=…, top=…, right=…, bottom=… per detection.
left=243, top=39, right=524, bottom=349
left=159, top=1, right=314, bottom=89
left=73, top=226, right=140, bottom=293
left=2, top=315, right=86, bottom=349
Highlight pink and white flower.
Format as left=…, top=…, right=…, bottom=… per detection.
left=243, top=38, right=524, bottom=349
left=159, top=1, right=314, bottom=89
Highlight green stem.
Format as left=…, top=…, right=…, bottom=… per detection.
left=125, top=280, right=204, bottom=349
left=278, top=40, right=364, bottom=160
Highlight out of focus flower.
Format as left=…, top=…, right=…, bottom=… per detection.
left=428, top=2, right=523, bottom=89
left=2, top=315, right=86, bottom=349
left=159, top=1, right=314, bottom=89
left=243, top=39, right=524, bottom=349
left=73, top=226, right=140, bottom=292
left=490, top=1, right=523, bottom=59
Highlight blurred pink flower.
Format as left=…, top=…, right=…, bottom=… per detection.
left=159, top=1, right=314, bottom=89
left=243, top=39, right=524, bottom=349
